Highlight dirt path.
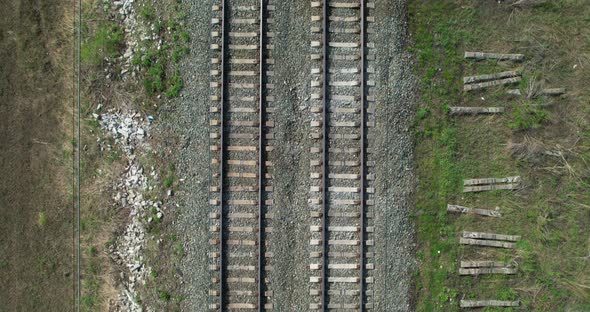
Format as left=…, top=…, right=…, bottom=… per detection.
left=0, top=0, right=74, bottom=310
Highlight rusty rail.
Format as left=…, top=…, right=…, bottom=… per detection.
left=360, top=0, right=366, bottom=310
left=258, top=0, right=266, bottom=311
left=320, top=0, right=329, bottom=310
left=218, top=0, right=227, bottom=310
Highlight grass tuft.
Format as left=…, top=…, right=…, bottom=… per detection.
left=509, top=104, right=549, bottom=130
left=81, top=23, right=124, bottom=66
left=37, top=212, right=47, bottom=227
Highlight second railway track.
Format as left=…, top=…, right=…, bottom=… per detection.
left=309, top=0, right=376, bottom=310
left=209, top=0, right=275, bottom=310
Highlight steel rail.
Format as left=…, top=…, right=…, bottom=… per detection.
left=321, top=0, right=329, bottom=310
left=219, top=0, right=227, bottom=310
left=359, top=0, right=367, bottom=311
left=258, top=0, right=266, bottom=311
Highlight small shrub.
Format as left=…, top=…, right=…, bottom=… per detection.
left=179, top=31, right=190, bottom=43
left=37, top=212, right=47, bottom=227
left=176, top=11, right=188, bottom=20
left=165, top=73, right=183, bottom=98
left=517, top=240, right=540, bottom=275
left=498, top=288, right=519, bottom=301
left=167, top=20, right=180, bottom=32
left=106, top=151, right=121, bottom=164
left=174, top=242, right=185, bottom=257
left=509, top=104, right=549, bottom=130
left=88, top=245, right=97, bottom=257
left=140, top=5, right=155, bottom=21
left=36, top=256, right=56, bottom=275
left=131, top=54, right=142, bottom=66
left=104, top=239, right=115, bottom=249
left=81, top=23, right=124, bottom=66
left=416, top=107, right=430, bottom=120
left=159, top=290, right=171, bottom=301
left=87, top=262, right=101, bottom=275
left=438, top=127, right=457, bottom=150
left=172, top=47, right=189, bottom=63
left=87, top=119, right=100, bottom=129
left=82, top=295, right=96, bottom=308
left=163, top=174, right=174, bottom=188
left=143, top=62, right=166, bottom=96
left=154, top=21, right=163, bottom=33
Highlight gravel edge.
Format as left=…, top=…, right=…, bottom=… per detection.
left=374, top=0, right=417, bottom=310
left=172, top=0, right=211, bottom=309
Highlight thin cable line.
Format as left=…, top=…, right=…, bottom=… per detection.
left=71, top=0, right=76, bottom=309
left=77, top=0, right=82, bottom=310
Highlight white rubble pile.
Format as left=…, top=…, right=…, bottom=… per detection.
left=98, top=110, right=161, bottom=312
left=110, top=0, right=159, bottom=79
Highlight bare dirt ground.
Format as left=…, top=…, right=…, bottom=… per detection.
left=0, top=0, right=74, bottom=310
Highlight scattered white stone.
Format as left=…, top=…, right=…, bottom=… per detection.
left=98, top=110, right=159, bottom=312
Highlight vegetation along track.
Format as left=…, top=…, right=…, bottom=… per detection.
left=309, top=0, right=376, bottom=310
left=209, top=0, right=276, bottom=310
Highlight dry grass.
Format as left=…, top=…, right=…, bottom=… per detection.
left=411, top=0, right=590, bottom=310
left=0, top=0, right=77, bottom=310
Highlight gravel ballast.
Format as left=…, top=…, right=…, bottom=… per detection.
left=172, top=0, right=211, bottom=309
left=173, top=0, right=416, bottom=310
left=373, top=0, right=417, bottom=310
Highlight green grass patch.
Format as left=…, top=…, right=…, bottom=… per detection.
left=411, top=1, right=472, bottom=309
left=81, top=23, right=124, bottom=66
left=140, top=5, right=155, bottom=21
left=411, top=0, right=590, bottom=310
left=509, top=104, right=549, bottom=130
left=37, top=212, right=47, bottom=227
left=165, top=72, right=183, bottom=98
left=158, top=289, right=171, bottom=301
left=132, top=4, right=188, bottom=99
left=163, top=174, right=174, bottom=188
left=174, top=242, right=184, bottom=257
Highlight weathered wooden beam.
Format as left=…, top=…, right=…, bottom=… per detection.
left=463, top=176, right=521, bottom=186
left=449, top=107, right=504, bottom=115
left=506, top=89, right=522, bottom=96
left=463, top=183, right=520, bottom=193
left=459, top=106, right=505, bottom=115
left=460, top=238, right=516, bottom=249
left=464, top=51, right=524, bottom=61
left=447, top=204, right=502, bottom=217
left=464, top=77, right=522, bottom=91
left=460, top=300, right=520, bottom=308
left=459, top=267, right=518, bottom=275
left=462, top=231, right=521, bottom=242
left=463, top=70, right=521, bottom=84
left=461, top=260, right=513, bottom=268
left=540, top=88, right=566, bottom=96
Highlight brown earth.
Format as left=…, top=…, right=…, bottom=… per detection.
left=0, top=0, right=75, bottom=310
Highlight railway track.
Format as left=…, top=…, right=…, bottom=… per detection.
left=309, top=0, right=376, bottom=310
left=209, top=0, right=275, bottom=310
